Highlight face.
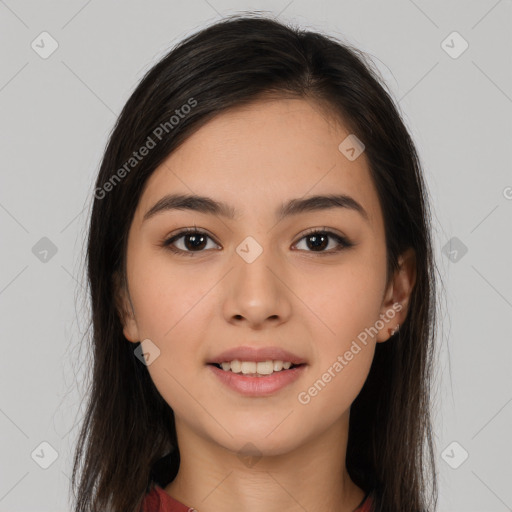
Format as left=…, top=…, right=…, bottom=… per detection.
left=116, top=97, right=415, bottom=456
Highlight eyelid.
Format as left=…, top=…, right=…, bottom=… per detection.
left=165, top=226, right=218, bottom=242
left=295, top=226, right=349, bottom=243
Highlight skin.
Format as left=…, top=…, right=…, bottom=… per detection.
left=116, top=97, right=416, bottom=512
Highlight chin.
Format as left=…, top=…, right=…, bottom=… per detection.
left=211, top=428, right=303, bottom=458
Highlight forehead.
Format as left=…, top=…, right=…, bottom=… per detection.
left=136, top=98, right=382, bottom=230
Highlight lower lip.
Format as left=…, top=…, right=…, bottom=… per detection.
left=207, top=364, right=307, bottom=396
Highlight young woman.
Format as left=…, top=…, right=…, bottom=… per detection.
left=72, top=13, right=439, bottom=512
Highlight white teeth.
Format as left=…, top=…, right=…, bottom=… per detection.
left=256, top=361, right=274, bottom=375
left=241, top=361, right=257, bottom=374
left=216, top=359, right=297, bottom=375
left=273, top=361, right=283, bottom=371
left=230, top=360, right=242, bottom=373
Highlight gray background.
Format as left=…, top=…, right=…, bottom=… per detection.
left=1, top=1, right=511, bottom=511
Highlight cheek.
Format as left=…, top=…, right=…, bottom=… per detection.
left=128, top=249, right=211, bottom=340
left=293, top=265, right=382, bottom=419
left=126, top=248, right=218, bottom=360
left=127, top=260, right=212, bottom=413
left=297, top=255, right=386, bottom=350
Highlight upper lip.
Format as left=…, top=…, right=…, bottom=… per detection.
left=207, top=346, right=307, bottom=365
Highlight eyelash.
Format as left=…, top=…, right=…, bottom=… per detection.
left=161, top=226, right=354, bottom=257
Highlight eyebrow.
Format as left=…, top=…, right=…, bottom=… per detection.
left=142, top=193, right=369, bottom=223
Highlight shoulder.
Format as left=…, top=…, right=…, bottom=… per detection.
left=140, top=484, right=195, bottom=512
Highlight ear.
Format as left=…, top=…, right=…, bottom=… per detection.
left=376, top=247, right=416, bottom=343
left=112, top=270, right=140, bottom=343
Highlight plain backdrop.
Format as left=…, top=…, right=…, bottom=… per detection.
left=0, top=1, right=511, bottom=511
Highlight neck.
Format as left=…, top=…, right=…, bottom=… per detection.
left=165, top=413, right=365, bottom=512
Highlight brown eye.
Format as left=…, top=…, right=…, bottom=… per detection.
left=293, top=229, right=353, bottom=254
left=163, top=229, right=220, bottom=255
left=303, top=232, right=329, bottom=251
left=180, top=233, right=208, bottom=251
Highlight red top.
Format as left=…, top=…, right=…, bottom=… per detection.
left=141, top=484, right=373, bottom=511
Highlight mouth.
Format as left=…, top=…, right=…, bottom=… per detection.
left=207, top=360, right=308, bottom=396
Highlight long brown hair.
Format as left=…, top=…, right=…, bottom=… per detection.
left=72, top=13, right=439, bottom=512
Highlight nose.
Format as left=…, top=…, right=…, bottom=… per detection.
left=222, top=244, right=292, bottom=329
